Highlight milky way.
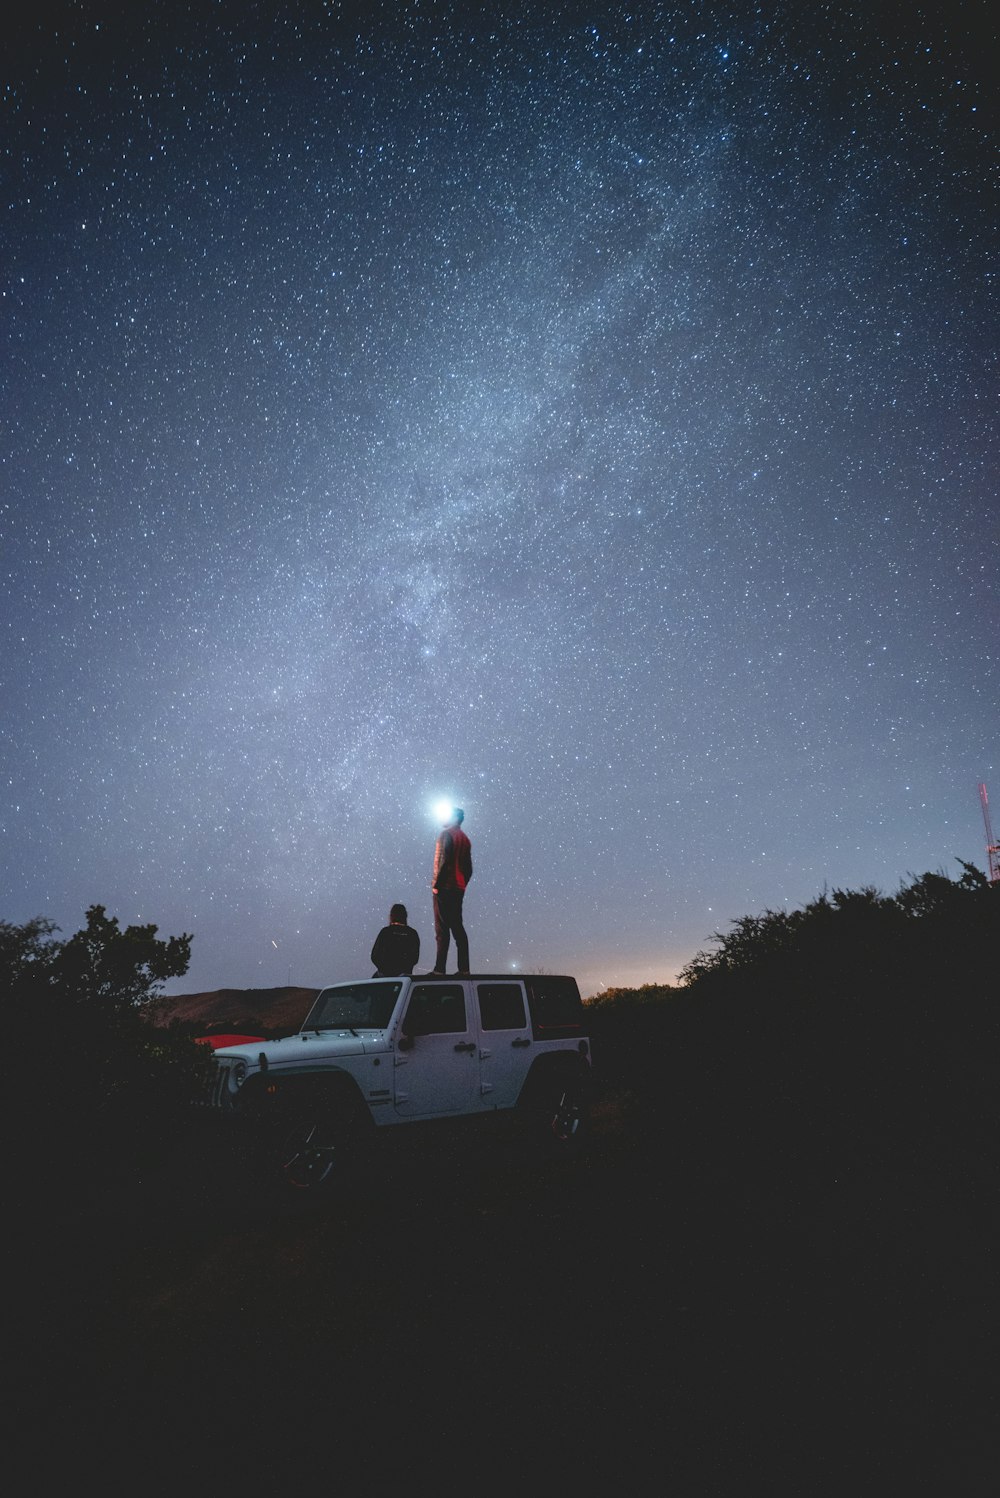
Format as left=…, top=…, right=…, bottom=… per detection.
left=2, top=2, right=996, bottom=997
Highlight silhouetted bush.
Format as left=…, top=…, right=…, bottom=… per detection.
left=585, top=983, right=682, bottom=1090
left=1, top=905, right=212, bottom=1181
left=585, top=863, right=999, bottom=1163
left=679, top=861, right=997, bottom=1002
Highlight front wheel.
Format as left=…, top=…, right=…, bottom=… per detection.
left=280, top=1115, right=346, bottom=1189
left=253, top=1101, right=370, bottom=1191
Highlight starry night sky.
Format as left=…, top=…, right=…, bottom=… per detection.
left=2, top=2, right=997, bottom=998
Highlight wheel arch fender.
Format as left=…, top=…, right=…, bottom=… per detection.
left=517, top=1050, right=593, bottom=1110
left=238, top=1066, right=372, bottom=1124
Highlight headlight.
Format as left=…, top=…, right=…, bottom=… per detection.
left=231, top=1060, right=248, bottom=1089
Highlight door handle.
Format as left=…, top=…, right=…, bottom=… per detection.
left=453, top=1041, right=476, bottom=1052
left=512, top=1037, right=531, bottom=1047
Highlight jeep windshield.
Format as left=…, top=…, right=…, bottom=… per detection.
left=302, top=982, right=402, bottom=1032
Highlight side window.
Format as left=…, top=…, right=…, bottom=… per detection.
left=525, top=977, right=584, bottom=1040
left=477, top=983, right=527, bottom=1032
left=404, top=984, right=467, bottom=1036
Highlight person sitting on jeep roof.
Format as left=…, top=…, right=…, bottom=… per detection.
left=371, top=903, right=421, bottom=976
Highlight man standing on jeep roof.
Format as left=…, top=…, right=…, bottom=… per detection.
left=430, top=807, right=473, bottom=975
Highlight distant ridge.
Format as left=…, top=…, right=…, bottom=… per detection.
left=146, top=985, right=319, bottom=1036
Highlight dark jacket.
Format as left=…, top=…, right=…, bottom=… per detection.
left=371, top=922, right=420, bottom=976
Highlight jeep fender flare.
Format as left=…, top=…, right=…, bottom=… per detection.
left=516, top=1051, right=592, bottom=1112
left=237, top=1067, right=372, bottom=1126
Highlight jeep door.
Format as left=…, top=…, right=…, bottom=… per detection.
left=474, top=980, right=532, bottom=1109
left=393, top=982, right=477, bottom=1116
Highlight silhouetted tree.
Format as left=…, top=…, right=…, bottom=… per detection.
left=582, top=863, right=998, bottom=1153
left=679, top=862, right=998, bottom=1001
left=1, top=905, right=209, bottom=1180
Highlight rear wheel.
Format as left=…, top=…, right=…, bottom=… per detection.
left=549, top=1083, right=586, bottom=1146
left=525, top=1070, right=591, bottom=1157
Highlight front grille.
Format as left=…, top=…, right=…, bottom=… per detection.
left=193, top=1062, right=230, bottom=1109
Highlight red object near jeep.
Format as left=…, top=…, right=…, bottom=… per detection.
left=196, top=1033, right=264, bottom=1050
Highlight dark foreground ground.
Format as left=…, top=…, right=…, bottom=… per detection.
left=11, top=1083, right=997, bottom=1494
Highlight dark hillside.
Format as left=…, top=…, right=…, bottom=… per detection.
left=145, top=984, right=318, bottom=1037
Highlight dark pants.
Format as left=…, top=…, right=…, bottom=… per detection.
left=433, top=889, right=469, bottom=973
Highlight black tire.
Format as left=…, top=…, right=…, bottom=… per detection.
left=547, top=1081, right=589, bottom=1150
left=256, top=1095, right=371, bottom=1190
left=525, top=1070, right=591, bottom=1157
left=279, top=1114, right=346, bottom=1189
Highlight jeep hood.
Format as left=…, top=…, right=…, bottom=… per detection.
left=214, top=1031, right=388, bottom=1064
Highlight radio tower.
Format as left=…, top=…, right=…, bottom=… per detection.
left=979, top=783, right=1000, bottom=883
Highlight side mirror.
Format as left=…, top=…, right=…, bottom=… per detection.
left=398, top=1034, right=414, bottom=1052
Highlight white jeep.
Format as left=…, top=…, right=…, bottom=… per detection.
left=206, top=973, right=593, bottom=1187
